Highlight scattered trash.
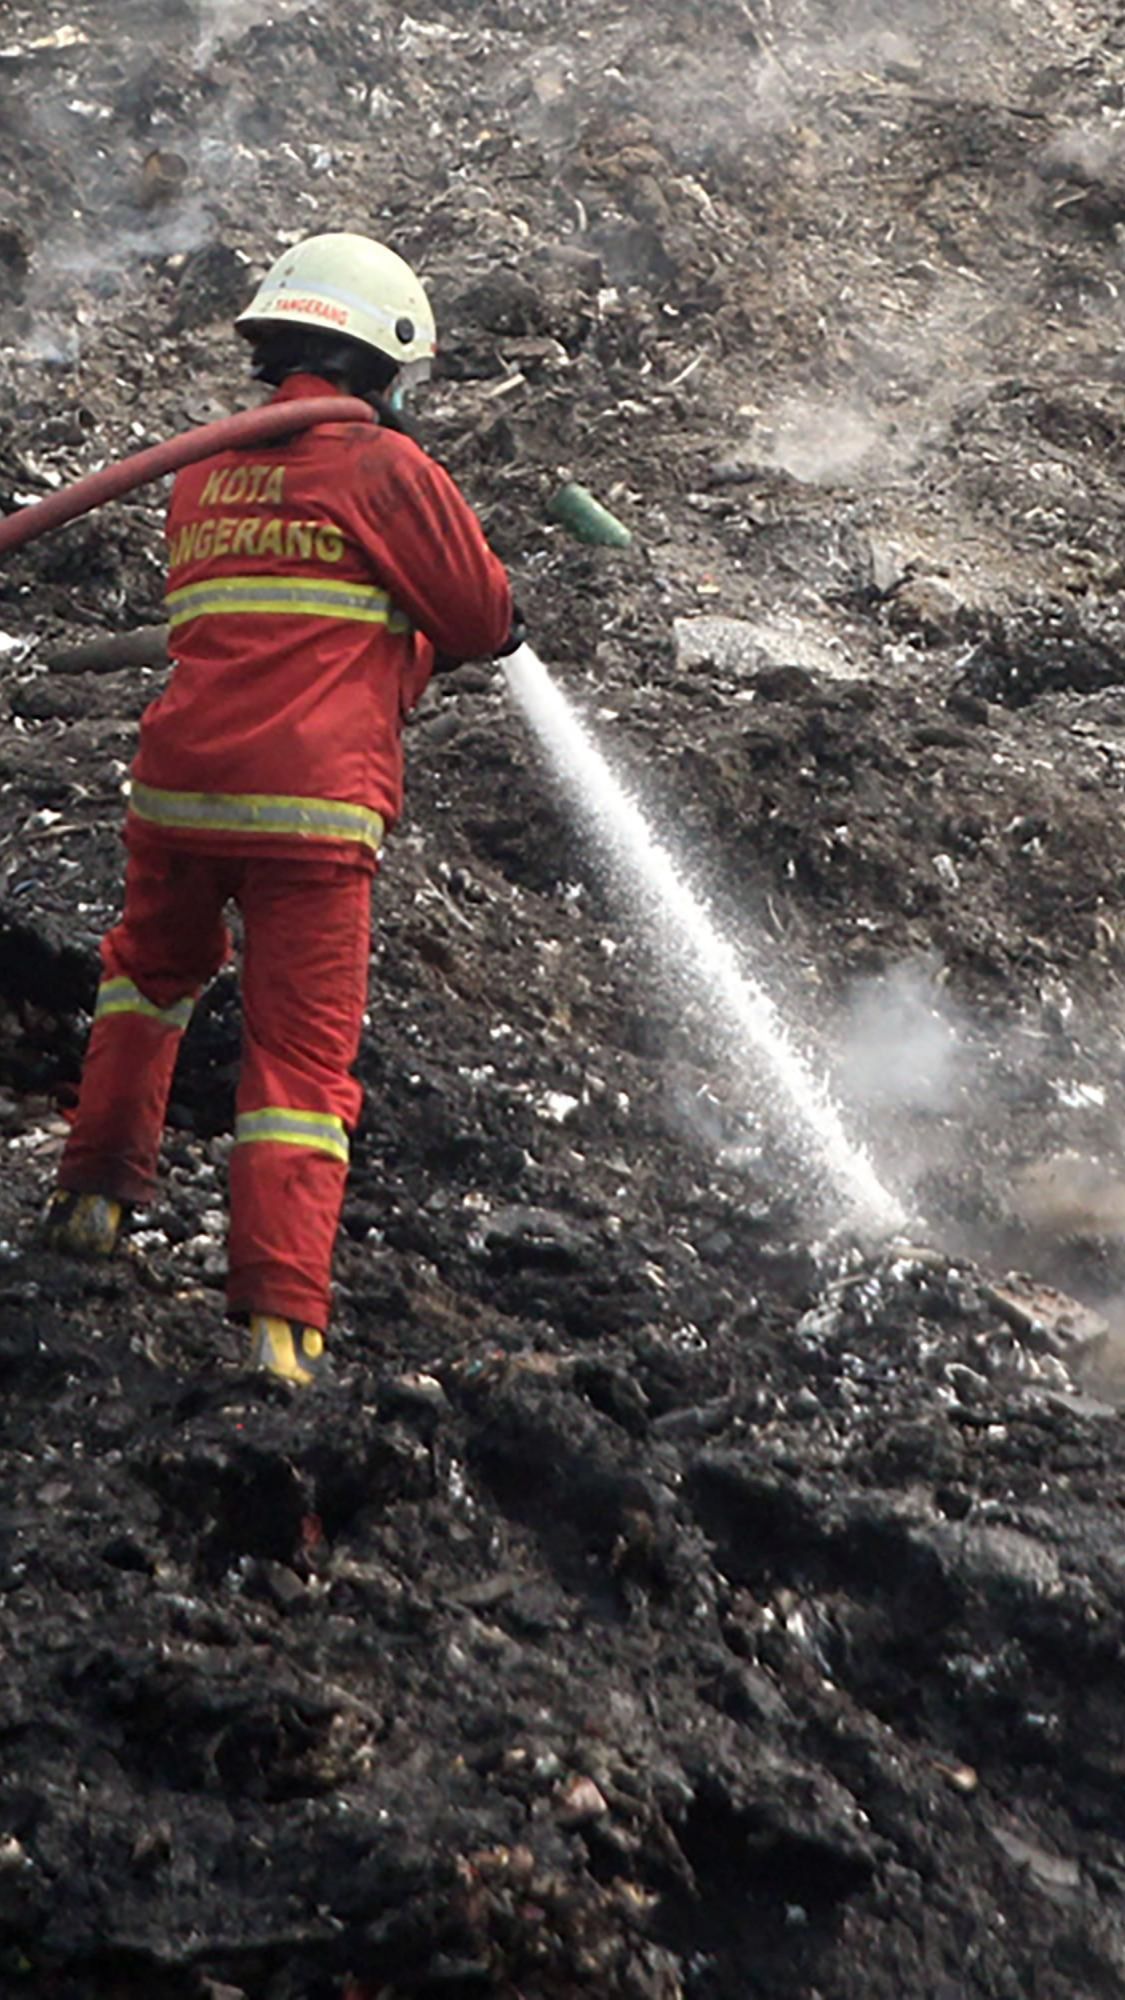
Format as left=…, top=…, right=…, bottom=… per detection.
left=3, top=6, right=1125, bottom=1999
left=673, top=615, right=768, bottom=675
left=990, top=1825, right=1081, bottom=1895
left=136, top=148, right=189, bottom=210
left=1009, top=1153, right=1125, bottom=1241
left=932, top=1760, right=979, bottom=1795
left=477, top=1203, right=597, bottom=1270
left=449, top=1571, right=520, bottom=1610
left=981, top=1275, right=1109, bottom=1359
left=0, top=24, right=89, bottom=59
left=555, top=1774, right=610, bottom=1825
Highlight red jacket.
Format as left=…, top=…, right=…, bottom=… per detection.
left=128, top=374, right=511, bottom=866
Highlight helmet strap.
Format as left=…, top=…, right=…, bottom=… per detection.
left=367, top=390, right=421, bottom=443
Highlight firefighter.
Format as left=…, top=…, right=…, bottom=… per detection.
left=44, top=232, right=515, bottom=1385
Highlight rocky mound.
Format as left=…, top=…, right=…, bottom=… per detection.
left=5, top=2, right=1125, bottom=1996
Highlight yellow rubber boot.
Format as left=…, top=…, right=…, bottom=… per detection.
left=249, top=1314, right=328, bottom=1386
left=43, top=1190, right=123, bottom=1258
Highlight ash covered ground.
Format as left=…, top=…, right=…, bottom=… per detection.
left=8, top=0, right=1125, bottom=1995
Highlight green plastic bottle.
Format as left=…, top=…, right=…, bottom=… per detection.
left=547, top=481, right=633, bottom=549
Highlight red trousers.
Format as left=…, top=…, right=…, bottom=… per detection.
left=59, top=843, right=372, bottom=1329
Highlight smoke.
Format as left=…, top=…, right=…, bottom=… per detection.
left=729, top=249, right=1031, bottom=488
left=193, top=0, right=310, bottom=64
left=4, top=4, right=276, bottom=367
left=832, top=960, right=1125, bottom=1343
left=1010, top=1152, right=1125, bottom=1240
left=507, top=0, right=1076, bottom=503
left=1039, top=125, right=1120, bottom=183
left=753, top=397, right=890, bottom=485
left=837, top=961, right=970, bottom=1119
left=10, top=196, right=218, bottom=370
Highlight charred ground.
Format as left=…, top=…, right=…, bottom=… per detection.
left=6, top=1, right=1125, bottom=1996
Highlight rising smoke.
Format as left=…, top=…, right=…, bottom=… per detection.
left=836, top=960, right=970, bottom=1119
left=194, top=0, right=308, bottom=63
left=4, top=1, right=290, bottom=365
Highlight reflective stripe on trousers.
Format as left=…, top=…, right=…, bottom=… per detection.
left=94, top=975, right=194, bottom=1032
left=165, top=574, right=413, bottom=631
left=129, top=781, right=385, bottom=855
left=235, top=1106, right=350, bottom=1166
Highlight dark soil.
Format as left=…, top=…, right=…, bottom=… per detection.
left=6, top=2, right=1125, bottom=1996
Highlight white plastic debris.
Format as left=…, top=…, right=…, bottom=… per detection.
left=0, top=25, right=89, bottom=58
left=538, top=1091, right=580, bottom=1125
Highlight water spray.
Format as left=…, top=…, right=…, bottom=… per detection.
left=503, top=644, right=908, bottom=1238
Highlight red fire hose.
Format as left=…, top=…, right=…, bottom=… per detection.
left=0, top=396, right=376, bottom=557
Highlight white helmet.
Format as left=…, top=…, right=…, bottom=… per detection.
left=235, top=231, right=437, bottom=384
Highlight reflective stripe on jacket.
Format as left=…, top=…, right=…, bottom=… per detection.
left=165, top=575, right=413, bottom=632
left=129, top=780, right=385, bottom=855
left=128, top=372, right=512, bottom=863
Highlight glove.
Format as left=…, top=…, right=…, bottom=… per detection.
left=432, top=607, right=526, bottom=675
left=493, top=605, right=527, bottom=658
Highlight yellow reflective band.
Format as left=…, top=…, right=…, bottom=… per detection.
left=235, top=1107, right=350, bottom=1164
left=94, top=976, right=194, bottom=1032
left=165, top=574, right=412, bottom=633
left=129, top=782, right=385, bottom=854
